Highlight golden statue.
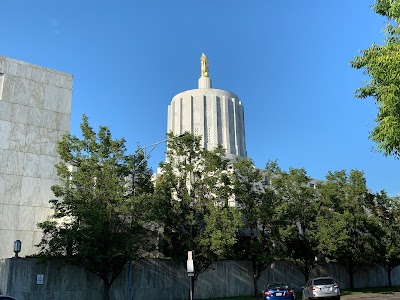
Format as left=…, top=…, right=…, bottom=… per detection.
left=200, top=53, right=209, bottom=77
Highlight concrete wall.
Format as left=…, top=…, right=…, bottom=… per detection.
left=0, top=258, right=398, bottom=300
left=0, top=57, right=73, bottom=259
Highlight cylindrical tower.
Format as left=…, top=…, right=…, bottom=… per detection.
left=167, top=53, right=246, bottom=159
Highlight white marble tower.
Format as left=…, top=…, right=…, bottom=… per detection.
left=167, top=54, right=246, bottom=159
left=0, top=57, right=72, bottom=258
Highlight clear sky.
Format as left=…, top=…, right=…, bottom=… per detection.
left=2, top=1, right=399, bottom=195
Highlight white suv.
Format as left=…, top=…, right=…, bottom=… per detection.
left=302, top=277, right=340, bottom=300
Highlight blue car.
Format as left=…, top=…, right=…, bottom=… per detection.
left=264, top=283, right=295, bottom=300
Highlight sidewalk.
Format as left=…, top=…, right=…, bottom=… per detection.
left=342, top=292, right=400, bottom=300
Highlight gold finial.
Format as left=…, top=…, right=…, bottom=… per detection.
left=200, top=53, right=209, bottom=77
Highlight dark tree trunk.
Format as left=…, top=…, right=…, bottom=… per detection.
left=103, top=281, right=111, bottom=300
left=386, top=266, right=393, bottom=287
left=252, top=259, right=259, bottom=298
left=347, top=262, right=355, bottom=291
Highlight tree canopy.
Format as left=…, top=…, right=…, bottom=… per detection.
left=230, top=159, right=280, bottom=297
left=150, top=132, right=243, bottom=281
left=351, top=0, right=400, bottom=158
left=36, top=115, right=152, bottom=300
left=316, top=170, right=379, bottom=290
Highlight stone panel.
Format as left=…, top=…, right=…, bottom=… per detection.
left=17, top=206, right=35, bottom=231
left=0, top=149, right=6, bottom=174
left=11, top=103, right=29, bottom=125
left=28, top=80, right=44, bottom=108
left=1, top=204, right=19, bottom=230
left=0, top=101, right=12, bottom=122
left=42, top=109, right=57, bottom=130
left=40, top=127, right=57, bottom=156
left=4, top=60, right=18, bottom=76
left=16, top=63, right=32, bottom=79
left=0, top=230, right=14, bottom=259
left=20, top=176, right=39, bottom=206
left=58, top=88, right=72, bottom=114
left=57, top=112, right=70, bottom=132
left=2, top=75, right=15, bottom=102
left=43, top=85, right=59, bottom=112
left=0, top=120, right=11, bottom=150
left=25, top=126, right=41, bottom=155
left=38, top=155, right=57, bottom=179
left=31, top=67, right=46, bottom=83
left=27, top=106, right=43, bottom=128
left=23, top=153, right=40, bottom=177
left=9, top=123, right=26, bottom=152
left=6, top=150, right=25, bottom=176
left=0, top=174, right=5, bottom=200
left=13, top=77, right=30, bottom=106
left=4, top=175, right=22, bottom=205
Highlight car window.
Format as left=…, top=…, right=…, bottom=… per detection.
left=313, top=278, right=335, bottom=285
left=267, top=283, right=289, bottom=289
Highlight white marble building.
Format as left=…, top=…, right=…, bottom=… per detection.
left=0, top=57, right=72, bottom=258
left=167, top=54, right=247, bottom=159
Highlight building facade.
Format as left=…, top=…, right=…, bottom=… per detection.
left=167, top=53, right=247, bottom=159
left=0, top=57, right=72, bottom=258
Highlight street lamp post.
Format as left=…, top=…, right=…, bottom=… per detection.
left=127, top=136, right=180, bottom=300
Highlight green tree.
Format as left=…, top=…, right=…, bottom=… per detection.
left=317, top=170, right=378, bottom=290
left=151, top=132, right=242, bottom=287
left=230, top=159, right=280, bottom=298
left=351, top=0, right=400, bottom=157
left=273, top=167, right=319, bottom=282
left=36, top=115, right=152, bottom=300
left=368, top=191, right=400, bottom=286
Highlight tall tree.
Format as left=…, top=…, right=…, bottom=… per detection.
left=273, top=167, right=319, bottom=282
left=368, top=191, right=400, bottom=286
left=230, top=159, right=280, bottom=298
left=36, top=115, right=152, bottom=300
left=151, top=132, right=242, bottom=287
left=351, top=0, right=400, bottom=157
left=316, top=170, right=378, bottom=290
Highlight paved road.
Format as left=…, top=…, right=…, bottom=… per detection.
left=343, top=292, right=400, bottom=300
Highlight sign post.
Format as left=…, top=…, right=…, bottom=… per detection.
left=187, top=251, right=194, bottom=300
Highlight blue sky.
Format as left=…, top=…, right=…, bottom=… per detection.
left=2, top=1, right=399, bottom=195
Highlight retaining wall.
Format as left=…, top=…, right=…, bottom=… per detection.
left=0, top=258, right=398, bottom=300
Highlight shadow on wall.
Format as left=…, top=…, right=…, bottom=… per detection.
left=0, top=258, right=398, bottom=300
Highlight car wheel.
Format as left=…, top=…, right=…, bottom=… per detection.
left=336, top=296, right=340, bottom=300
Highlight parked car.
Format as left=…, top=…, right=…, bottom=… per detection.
left=263, top=283, right=295, bottom=300
left=302, top=277, right=340, bottom=300
left=0, top=296, right=16, bottom=300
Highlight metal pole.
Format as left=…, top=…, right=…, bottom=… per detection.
left=189, top=276, right=193, bottom=300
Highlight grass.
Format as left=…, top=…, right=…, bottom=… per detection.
left=207, top=286, right=400, bottom=300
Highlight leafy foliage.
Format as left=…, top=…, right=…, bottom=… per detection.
left=151, top=132, right=243, bottom=278
left=230, top=159, right=280, bottom=297
left=368, top=191, right=400, bottom=286
left=316, top=170, right=379, bottom=290
left=273, top=167, right=319, bottom=281
left=36, top=115, right=152, bottom=300
left=351, top=0, right=400, bottom=158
